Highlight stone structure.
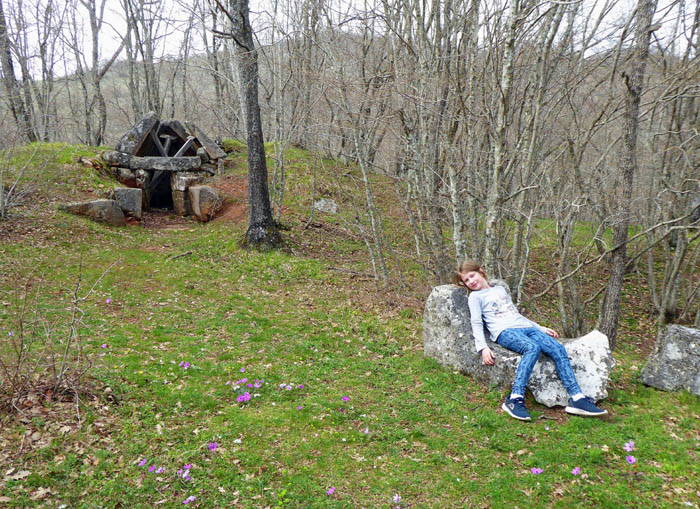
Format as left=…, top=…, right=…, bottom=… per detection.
left=640, top=325, right=700, bottom=397
left=423, top=284, right=615, bottom=407
left=102, top=112, right=224, bottom=221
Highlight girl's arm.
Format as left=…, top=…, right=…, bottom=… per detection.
left=468, top=294, right=490, bottom=355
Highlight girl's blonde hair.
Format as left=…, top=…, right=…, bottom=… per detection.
left=453, top=260, right=488, bottom=288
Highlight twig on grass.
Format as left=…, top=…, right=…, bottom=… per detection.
left=328, top=266, right=375, bottom=278
left=166, top=251, right=193, bottom=261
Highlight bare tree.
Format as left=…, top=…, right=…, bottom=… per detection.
left=0, top=0, right=37, bottom=141
left=599, top=0, right=658, bottom=349
left=216, top=0, right=280, bottom=249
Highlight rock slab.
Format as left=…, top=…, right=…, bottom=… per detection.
left=60, top=200, right=126, bottom=226
left=641, top=325, right=700, bottom=396
left=188, top=185, right=222, bottom=222
left=102, top=151, right=202, bottom=172
left=114, top=188, right=142, bottom=219
left=115, top=111, right=159, bottom=155
left=423, top=284, right=615, bottom=407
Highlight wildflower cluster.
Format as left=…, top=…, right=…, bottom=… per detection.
left=177, top=464, right=193, bottom=481
left=179, top=361, right=191, bottom=370
left=138, top=458, right=164, bottom=474
left=279, top=382, right=303, bottom=391
left=529, top=439, right=638, bottom=479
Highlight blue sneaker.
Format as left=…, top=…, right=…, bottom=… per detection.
left=565, top=396, right=607, bottom=417
left=501, top=396, right=531, bottom=421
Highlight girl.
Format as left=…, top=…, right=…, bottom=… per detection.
left=454, top=260, right=607, bottom=421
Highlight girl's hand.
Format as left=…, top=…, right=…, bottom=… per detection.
left=481, top=347, right=495, bottom=366
left=545, top=328, right=559, bottom=339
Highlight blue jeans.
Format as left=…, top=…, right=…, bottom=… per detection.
left=496, top=327, right=582, bottom=397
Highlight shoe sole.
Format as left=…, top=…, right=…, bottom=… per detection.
left=565, top=406, right=608, bottom=417
left=501, top=402, right=531, bottom=421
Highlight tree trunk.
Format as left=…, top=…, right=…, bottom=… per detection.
left=0, top=0, right=36, bottom=142
left=220, top=0, right=280, bottom=249
left=599, top=0, right=658, bottom=349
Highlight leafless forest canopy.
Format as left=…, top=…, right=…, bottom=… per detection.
left=1, top=0, right=699, bottom=340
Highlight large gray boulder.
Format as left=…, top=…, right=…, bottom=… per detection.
left=113, top=188, right=142, bottom=219
left=59, top=199, right=126, bottom=226
left=188, top=185, right=222, bottom=222
left=641, top=325, right=700, bottom=396
left=423, top=284, right=615, bottom=407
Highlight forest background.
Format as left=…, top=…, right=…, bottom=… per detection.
left=2, top=0, right=700, bottom=357
left=2, top=0, right=700, bottom=506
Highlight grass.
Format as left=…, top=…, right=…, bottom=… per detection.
left=1, top=143, right=699, bottom=507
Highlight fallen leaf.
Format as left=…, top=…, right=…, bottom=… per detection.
left=30, top=487, right=51, bottom=500
left=6, top=470, right=31, bottom=481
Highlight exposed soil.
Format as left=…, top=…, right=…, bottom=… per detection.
left=210, top=174, right=248, bottom=224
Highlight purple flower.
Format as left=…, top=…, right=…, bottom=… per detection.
left=531, top=467, right=543, bottom=475
left=571, top=466, right=581, bottom=476
left=236, top=392, right=251, bottom=403
left=208, top=442, right=218, bottom=451
left=299, top=384, right=304, bottom=389
left=240, top=378, right=248, bottom=384
left=285, top=385, right=292, bottom=390
left=156, top=467, right=164, bottom=474
left=624, top=440, right=635, bottom=452
left=254, top=382, right=262, bottom=388
left=148, top=465, right=156, bottom=472
left=626, top=455, right=636, bottom=464
left=393, top=494, right=401, bottom=503
left=339, top=408, right=345, bottom=412
left=363, top=427, right=369, bottom=434
left=184, top=464, right=192, bottom=470
left=101, top=344, right=107, bottom=348
left=180, top=361, right=190, bottom=369
left=105, top=298, right=112, bottom=304
left=138, top=458, right=147, bottom=466
left=8, top=331, right=14, bottom=336
left=327, top=487, right=335, bottom=496
left=341, top=396, right=349, bottom=402
left=183, top=495, right=196, bottom=505
left=297, top=406, right=303, bottom=410
left=247, top=383, right=253, bottom=388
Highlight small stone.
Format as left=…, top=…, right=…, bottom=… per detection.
left=314, top=198, right=338, bottom=214
left=197, top=147, right=210, bottom=164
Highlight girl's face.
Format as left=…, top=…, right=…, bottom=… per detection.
left=460, top=270, right=489, bottom=291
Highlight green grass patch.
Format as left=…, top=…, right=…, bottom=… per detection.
left=1, top=142, right=699, bottom=507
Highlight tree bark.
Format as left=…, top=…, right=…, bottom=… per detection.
left=0, top=0, right=36, bottom=142
left=599, top=0, right=658, bottom=349
left=218, top=0, right=280, bottom=249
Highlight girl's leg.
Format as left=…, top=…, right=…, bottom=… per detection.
left=522, top=328, right=582, bottom=396
left=496, top=329, right=542, bottom=396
